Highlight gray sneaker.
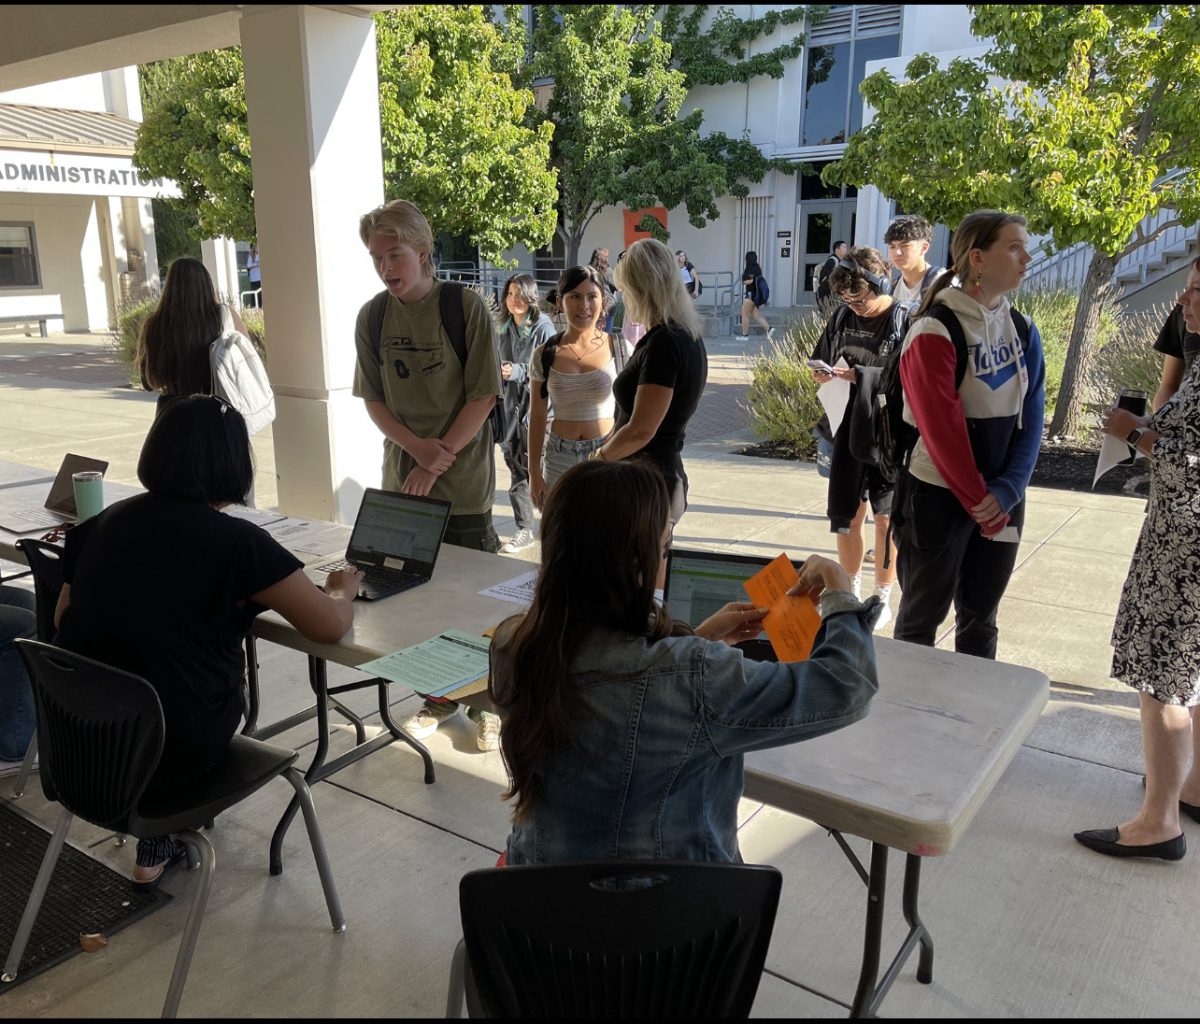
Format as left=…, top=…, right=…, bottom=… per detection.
left=402, top=704, right=459, bottom=740
left=500, top=528, right=535, bottom=553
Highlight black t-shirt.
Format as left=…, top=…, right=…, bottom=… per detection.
left=811, top=305, right=897, bottom=369
left=1154, top=305, right=1200, bottom=373
left=613, top=323, right=709, bottom=483
left=57, top=494, right=302, bottom=780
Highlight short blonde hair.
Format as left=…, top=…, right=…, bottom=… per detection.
left=613, top=238, right=702, bottom=340
left=359, top=200, right=435, bottom=278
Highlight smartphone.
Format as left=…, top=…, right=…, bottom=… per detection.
left=807, top=359, right=834, bottom=374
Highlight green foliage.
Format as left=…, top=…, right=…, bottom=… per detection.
left=526, top=4, right=799, bottom=263
left=150, top=199, right=202, bottom=277
left=134, top=7, right=558, bottom=264
left=660, top=4, right=812, bottom=87
left=1012, top=288, right=1119, bottom=415
left=1087, top=303, right=1172, bottom=411
left=375, top=6, right=557, bottom=264
left=741, top=309, right=828, bottom=452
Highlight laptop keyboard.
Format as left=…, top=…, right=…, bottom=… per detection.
left=1, top=507, right=66, bottom=528
left=315, top=558, right=425, bottom=593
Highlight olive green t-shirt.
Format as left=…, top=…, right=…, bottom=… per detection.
left=353, top=282, right=502, bottom=514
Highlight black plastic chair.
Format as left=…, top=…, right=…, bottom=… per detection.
left=445, top=860, right=782, bottom=1018
left=9, top=538, right=63, bottom=798
left=2, top=639, right=345, bottom=1018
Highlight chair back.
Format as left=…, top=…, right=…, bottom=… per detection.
left=14, top=639, right=165, bottom=831
left=15, top=538, right=64, bottom=642
left=459, top=860, right=782, bottom=1018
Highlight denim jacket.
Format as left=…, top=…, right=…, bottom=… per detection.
left=501, top=603, right=878, bottom=865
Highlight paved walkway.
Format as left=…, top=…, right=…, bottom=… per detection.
left=1, top=328, right=1196, bottom=1018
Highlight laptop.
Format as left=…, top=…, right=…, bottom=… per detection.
left=309, top=488, right=453, bottom=601
left=0, top=453, right=109, bottom=533
left=663, top=547, right=778, bottom=661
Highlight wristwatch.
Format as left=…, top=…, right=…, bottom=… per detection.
left=1125, top=427, right=1145, bottom=450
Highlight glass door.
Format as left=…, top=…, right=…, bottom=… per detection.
left=797, top=201, right=856, bottom=305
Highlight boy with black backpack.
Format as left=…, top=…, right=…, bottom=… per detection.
left=809, top=247, right=907, bottom=628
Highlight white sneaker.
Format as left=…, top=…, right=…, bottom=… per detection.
left=475, top=713, right=501, bottom=753
left=766, top=327, right=777, bottom=342
left=500, top=528, right=535, bottom=553
left=734, top=334, right=750, bottom=342
left=402, top=706, right=458, bottom=740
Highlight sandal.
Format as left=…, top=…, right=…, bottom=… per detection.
left=132, top=839, right=189, bottom=892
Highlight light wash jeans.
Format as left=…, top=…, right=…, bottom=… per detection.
left=542, top=432, right=607, bottom=493
left=0, top=586, right=37, bottom=761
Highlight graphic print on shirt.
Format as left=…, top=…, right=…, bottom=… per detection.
left=969, top=334, right=1024, bottom=392
left=383, top=334, right=444, bottom=380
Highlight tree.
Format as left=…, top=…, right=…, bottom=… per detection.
left=525, top=5, right=808, bottom=266
left=824, top=4, right=1200, bottom=438
left=134, top=6, right=558, bottom=264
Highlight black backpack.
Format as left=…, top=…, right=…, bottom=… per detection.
left=367, top=282, right=505, bottom=442
left=874, top=303, right=1031, bottom=485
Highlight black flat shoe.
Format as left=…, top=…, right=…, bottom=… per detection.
left=1074, top=827, right=1186, bottom=861
left=1139, top=776, right=1200, bottom=824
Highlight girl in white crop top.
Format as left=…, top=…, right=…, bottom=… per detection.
left=528, top=266, right=631, bottom=510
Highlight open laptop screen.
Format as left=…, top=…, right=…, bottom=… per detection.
left=664, top=548, right=774, bottom=628
left=346, top=489, right=451, bottom=570
left=45, top=454, right=109, bottom=516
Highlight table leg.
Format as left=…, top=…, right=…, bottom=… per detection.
left=850, top=842, right=889, bottom=1018
left=379, top=688, right=436, bottom=784
left=902, top=854, right=935, bottom=984
left=242, top=636, right=261, bottom=736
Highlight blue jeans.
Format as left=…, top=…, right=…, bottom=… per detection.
left=0, top=586, right=37, bottom=761
left=542, top=433, right=606, bottom=493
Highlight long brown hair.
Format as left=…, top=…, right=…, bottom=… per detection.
left=138, top=256, right=224, bottom=395
left=489, top=459, right=672, bottom=823
left=914, top=210, right=1028, bottom=319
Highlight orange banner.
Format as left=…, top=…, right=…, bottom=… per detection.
left=623, top=207, right=668, bottom=247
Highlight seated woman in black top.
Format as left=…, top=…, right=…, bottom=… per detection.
left=55, top=396, right=363, bottom=888
left=598, top=238, right=709, bottom=525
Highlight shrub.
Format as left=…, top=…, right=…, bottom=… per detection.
left=1087, top=302, right=1171, bottom=415
left=741, top=307, right=829, bottom=455
left=1012, top=287, right=1119, bottom=419
left=107, top=295, right=267, bottom=385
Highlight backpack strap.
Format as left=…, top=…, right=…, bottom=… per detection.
left=923, top=304, right=970, bottom=388
left=884, top=302, right=909, bottom=357
left=368, top=289, right=390, bottom=362
left=1009, top=306, right=1030, bottom=352
left=370, top=283, right=468, bottom=366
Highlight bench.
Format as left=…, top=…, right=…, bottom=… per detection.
left=0, top=316, right=49, bottom=338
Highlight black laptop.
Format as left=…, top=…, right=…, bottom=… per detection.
left=0, top=453, right=109, bottom=533
left=310, top=488, right=453, bottom=601
left=664, top=547, right=779, bottom=661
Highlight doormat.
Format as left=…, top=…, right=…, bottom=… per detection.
left=0, top=800, right=171, bottom=991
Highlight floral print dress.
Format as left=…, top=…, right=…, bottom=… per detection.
left=1111, top=359, right=1200, bottom=704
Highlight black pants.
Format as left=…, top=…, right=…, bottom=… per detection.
left=499, top=426, right=534, bottom=531
left=445, top=511, right=500, bottom=554
left=893, top=476, right=1023, bottom=660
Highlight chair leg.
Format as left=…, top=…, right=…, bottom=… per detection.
left=11, top=735, right=37, bottom=798
left=445, top=937, right=466, bottom=1018
left=161, top=828, right=215, bottom=1019
left=282, top=767, right=345, bottom=932
left=2, top=807, right=72, bottom=983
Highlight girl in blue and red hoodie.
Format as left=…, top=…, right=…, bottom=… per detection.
left=893, top=210, right=1044, bottom=660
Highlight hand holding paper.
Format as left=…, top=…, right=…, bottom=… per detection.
left=743, top=553, right=822, bottom=662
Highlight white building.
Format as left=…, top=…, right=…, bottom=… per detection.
left=0, top=66, right=175, bottom=334
left=552, top=3, right=1194, bottom=314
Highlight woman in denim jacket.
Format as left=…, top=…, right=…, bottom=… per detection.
left=489, top=459, right=880, bottom=864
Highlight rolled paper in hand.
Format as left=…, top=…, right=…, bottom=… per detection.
left=72, top=470, right=104, bottom=521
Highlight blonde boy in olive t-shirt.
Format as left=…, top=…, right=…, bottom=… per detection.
left=354, top=201, right=502, bottom=552
left=354, top=200, right=504, bottom=752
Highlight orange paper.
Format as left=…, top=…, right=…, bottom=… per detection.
left=743, top=552, right=821, bottom=661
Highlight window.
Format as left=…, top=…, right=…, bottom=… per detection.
left=801, top=6, right=901, bottom=148
left=0, top=223, right=39, bottom=288
left=800, top=162, right=857, bottom=201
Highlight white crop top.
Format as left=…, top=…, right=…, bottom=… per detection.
left=530, top=341, right=622, bottom=420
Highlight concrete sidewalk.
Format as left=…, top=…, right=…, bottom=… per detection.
left=1, top=329, right=1195, bottom=1018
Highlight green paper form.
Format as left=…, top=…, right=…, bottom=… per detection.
left=357, top=629, right=491, bottom=698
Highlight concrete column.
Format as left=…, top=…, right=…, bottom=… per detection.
left=201, top=237, right=240, bottom=305
left=87, top=198, right=117, bottom=330
left=239, top=5, right=385, bottom=522
left=138, top=198, right=160, bottom=293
